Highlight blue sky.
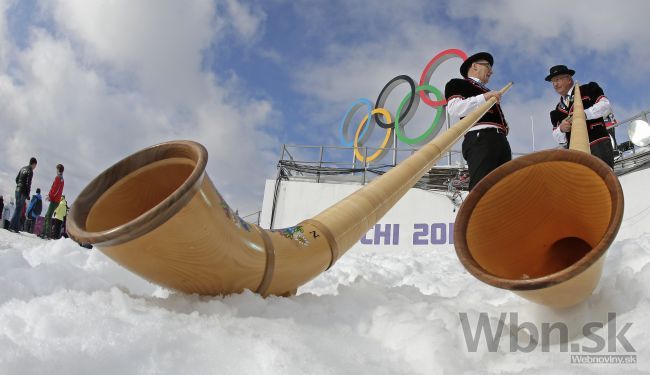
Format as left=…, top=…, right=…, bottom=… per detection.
left=1, top=0, right=649, bottom=214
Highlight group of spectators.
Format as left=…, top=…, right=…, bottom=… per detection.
left=0, top=157, right=68, bottom=240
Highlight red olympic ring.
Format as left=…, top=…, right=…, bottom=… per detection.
left=418, top=49, right=467, bottom=107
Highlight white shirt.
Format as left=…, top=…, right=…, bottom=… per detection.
left=552, top=85, right=612, bottom=145
left=3, top=204, right=13, bottom=222
left=446, top=77, right=498, bottom=132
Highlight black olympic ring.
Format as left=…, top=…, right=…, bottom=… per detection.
left=373, top=75, right=419, bottom=129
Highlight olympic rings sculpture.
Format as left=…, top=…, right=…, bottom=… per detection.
left=339, top=49, right=467, bottom=162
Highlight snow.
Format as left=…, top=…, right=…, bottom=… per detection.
left=1, top=170, right=649, bottom=374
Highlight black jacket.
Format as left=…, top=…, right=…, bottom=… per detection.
left=15, top=166, right=34, bottom=197
left=445, top=78, right=509, bottom=134
left=550, top=82, right=610, bottom=146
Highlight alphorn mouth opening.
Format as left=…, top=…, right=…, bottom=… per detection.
left=454, top=149, right=624, bottom=292
left=67, top=141, right=208, bottom=247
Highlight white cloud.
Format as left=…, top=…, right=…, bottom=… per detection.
left=282, top=0, right=650, bottom=155
left=287, top=5, right=468, bottom=146
left=446, top=0, right=650, bottom=75
left=222, top=0, right=266, bottom=43
left=0, top=0, right=12, bottom=69
left=0, top=0, right=276, bottom=214
left=49, top=0, right=219, bottom=107
left=449, top=0, right=650, bottom=48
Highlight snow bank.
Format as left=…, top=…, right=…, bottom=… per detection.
left=1, top=168, right=649, bottom=374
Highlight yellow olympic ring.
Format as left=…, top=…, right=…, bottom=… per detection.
left=354, top=108, right=393, bottom=162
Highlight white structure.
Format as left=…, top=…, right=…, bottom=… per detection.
left=261, top=179, right=461, bottom=253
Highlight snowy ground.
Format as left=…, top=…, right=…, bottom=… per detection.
left=1, top=170, right=649, bottom=374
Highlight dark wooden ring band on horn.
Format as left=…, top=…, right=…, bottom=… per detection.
left=302, top=218, right=340, bottom=270
left=254, top=225, right=276, bottom=296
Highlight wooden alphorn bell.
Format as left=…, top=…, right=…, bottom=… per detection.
left=454, top=83, right=624, bottom=308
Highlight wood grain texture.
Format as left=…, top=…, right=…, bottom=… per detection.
left=67, top=141, right=208, bottom=246
left=66, top=141, right=335, bottom=295
left=454, top=149, right=624, bottom=307
left=569, top=82, right=591, bottom=153
left=66, top=83, right=514, bottom=297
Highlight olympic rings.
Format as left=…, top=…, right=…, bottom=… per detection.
left=339, top=48, right=467, bottom=162
left=354, top=108, right=392, bottom=163
left=374, top=75, right=417, bottom=129
left=395, top=84, right=444, bottom=146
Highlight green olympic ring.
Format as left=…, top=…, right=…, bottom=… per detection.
left=395, top=84, right=444, bottom=146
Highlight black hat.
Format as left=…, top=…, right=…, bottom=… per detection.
left=545, top=65, right=575, bottom=81
left=460, top=52, right=493, bottom=78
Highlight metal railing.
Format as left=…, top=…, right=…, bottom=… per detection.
left=241, top=210, right=261, bottom=225
left=276, top=108, right=650, bottom=180
left=267, top=109, right=650, bottom=228
left=277, top=143, right=465, bottom=184
left=608, top=110, right=650, bottom=175
left=275, top=142, right=533, bottom=187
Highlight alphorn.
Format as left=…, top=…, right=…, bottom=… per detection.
left=454, top=83, right=624, bottom=308
left=67, top=83, right=512, bottom=297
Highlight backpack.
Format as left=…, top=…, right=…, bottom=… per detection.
left=27, top=197, right=42, bottom=218
left=34, top=198, right=42, bottom=216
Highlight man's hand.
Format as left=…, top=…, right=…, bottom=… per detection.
left=559, top=118, right=572, bottom=133
left=484, top=91, right=502, bottom=103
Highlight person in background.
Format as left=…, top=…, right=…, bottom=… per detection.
left=4, top=199, right=14, bottom=230
left=51, top=195, right=68, bottom=240
left=41, top=164, right=65, bottom=239
left=0, top=196, right=4, bottom=227
left=604, top=112, right=620, bottom=158
left=24, top=188, right=43, bottom=233
left=10, top=157, right=37, bottom=232
left=546, top=65, right=614, bottom=168
left=20, top=202, right=26, bottom=231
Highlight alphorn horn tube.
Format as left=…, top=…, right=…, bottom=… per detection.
left=568, top=82, right=591, bottom=153
left=67, top=83, right=512, bottom=297
left=454, top=83, right=624, bottom=308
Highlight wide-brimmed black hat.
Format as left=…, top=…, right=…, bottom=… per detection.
left=460, top=52, right=493, bottom=78
left=545, top=65, right=575, bottom=81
